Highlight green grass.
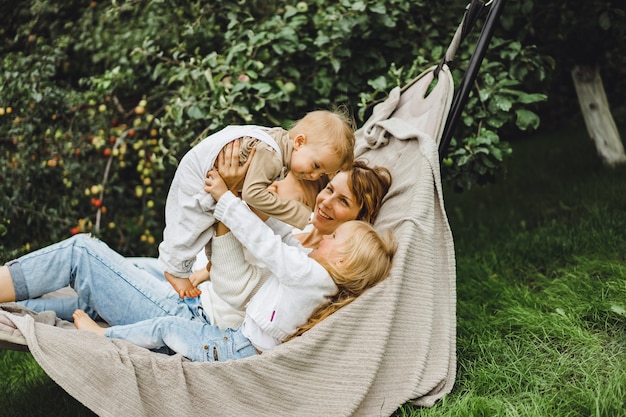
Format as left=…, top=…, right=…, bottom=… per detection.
left=3, top=127, right=626, bottom=416
left=0, top=349, right=95, bottom=416
left=397, top=127, right=626, bottom=416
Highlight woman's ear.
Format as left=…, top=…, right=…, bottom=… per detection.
left=293, top=133, right=306, bottom=150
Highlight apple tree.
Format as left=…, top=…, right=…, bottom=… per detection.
left=0, top=0, right=551, bottom=257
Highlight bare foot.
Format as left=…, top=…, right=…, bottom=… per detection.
left=72, top=309, right=105, bottom=336
left=164, top=271, right=202, bottom=299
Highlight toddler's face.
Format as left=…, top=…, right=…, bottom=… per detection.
left=290, top=142, right=341, bottom=181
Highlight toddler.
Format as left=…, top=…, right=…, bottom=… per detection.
left=159, top=110, right=354, bottom=298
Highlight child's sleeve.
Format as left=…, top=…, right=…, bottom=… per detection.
left=241, top=148, right=311, bottom=230
left=265, top=217, right=306, bottom=248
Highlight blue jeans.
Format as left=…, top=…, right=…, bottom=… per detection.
left=15, top=256, right=170, bottom=321
left=106, top=314, right=258, bottom=362
left=7, top=234, right=190, bottom=324
left=5, top=234, right=258, bottom=361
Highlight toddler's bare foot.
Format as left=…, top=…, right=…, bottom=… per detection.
left=72, top=309, right=105, bottom=336
left=164, top=271, right=202, bottom=299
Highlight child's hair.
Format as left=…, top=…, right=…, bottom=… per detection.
left=347, top=160, right=392, bottom=224
left=289, top=108, right=356, bottom=171
left=287, top=221, right=395, bottom=339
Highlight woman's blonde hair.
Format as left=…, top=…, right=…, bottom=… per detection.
left=289, top=108, right=355, bottom=171
left=288, top=221, right=395, bottom=339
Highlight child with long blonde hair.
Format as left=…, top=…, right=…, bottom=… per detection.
left=288, top=221, right=394, bottom=340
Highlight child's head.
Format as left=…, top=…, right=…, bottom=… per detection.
left=288, top=109, right=355, bottom=181
left=319, top=221, right=394, bottom=293
left=267, top=172, right=329, bottom=211
left=290, top=220, right=395, bottom=339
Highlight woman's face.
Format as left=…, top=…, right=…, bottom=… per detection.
left=311, top=171, right=360, bottom=235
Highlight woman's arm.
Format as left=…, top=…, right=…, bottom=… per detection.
left=206, top=174, right=323, bottom=286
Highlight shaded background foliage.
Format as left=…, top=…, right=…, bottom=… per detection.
left=1, top=0, right=623, bottom=258
left=500, top=0, right=626, bottom=128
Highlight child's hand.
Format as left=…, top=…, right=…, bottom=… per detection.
left=204, top=169, right=229, bottom=201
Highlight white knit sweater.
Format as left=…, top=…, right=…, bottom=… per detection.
left=213, top=191, right=337, bottom=351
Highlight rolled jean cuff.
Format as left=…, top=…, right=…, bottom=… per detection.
left=5, top=260, right=29, bottom=300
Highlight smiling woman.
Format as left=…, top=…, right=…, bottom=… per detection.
left=295, top=159, right=392, bottom=249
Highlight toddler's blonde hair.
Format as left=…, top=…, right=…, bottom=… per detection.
left=289, top=108, right=355, bottom=171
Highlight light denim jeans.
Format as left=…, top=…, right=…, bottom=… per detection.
left=105, top=314, right=258, bottom=362
left=7, top=234, right=190, bottom=324
left=5, top=234, right=258, bottom=362
left=15, top=256, right=169, bottom=321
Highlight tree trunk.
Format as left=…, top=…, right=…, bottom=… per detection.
left=571, top=65, right=626, bottom=166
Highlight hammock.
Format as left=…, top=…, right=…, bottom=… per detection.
left=0, top=2, right=504, bottom=415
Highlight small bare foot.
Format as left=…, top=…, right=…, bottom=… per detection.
left=72, top=309, right=105, bottom=336
left=164, top=271, right=202, bottom=299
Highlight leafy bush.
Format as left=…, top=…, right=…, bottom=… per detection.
left=0, top=0, right=550, bottom=257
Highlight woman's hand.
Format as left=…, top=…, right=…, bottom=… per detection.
left=211, top=139, right=256, bottom=193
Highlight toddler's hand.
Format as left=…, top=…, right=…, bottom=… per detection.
left=204, top=169, right=229, bottom=201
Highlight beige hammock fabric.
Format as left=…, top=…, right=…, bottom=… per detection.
left=1, top=65, right=456, bottom=417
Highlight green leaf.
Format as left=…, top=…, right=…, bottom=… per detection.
left=491, top=147, right=503, bottom=161
left=493, top=96, right=513, bottom=112
left=517, top=93, right=548, bottom=104
left=370, top=3, right=386, bottom=14
left=367, top=76, right=388, bottom=91
left=486, top=117, right=507, bottom=128
left=515, top=109, right=541, bottom=131
left=252, top=82, right=272, bottom=94
left=186, top=105, right=204, bottom=120
left=351, top=1, right=366, bottom=11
